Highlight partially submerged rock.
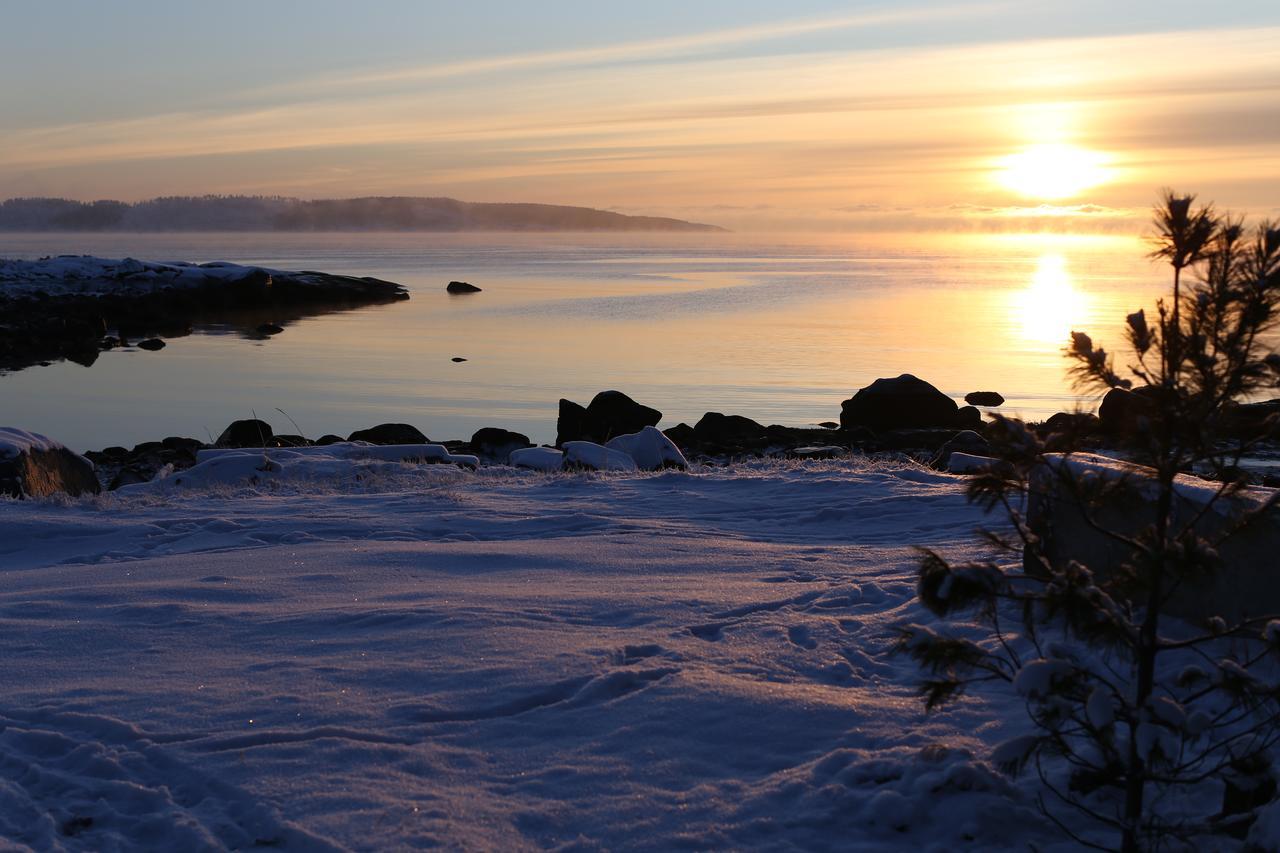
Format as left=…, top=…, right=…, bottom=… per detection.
left=840, top=374, right=960, bottom=432
left=446, top=281, right=482, bottom=294
left=0, top=428, right=100, bottom=499
left=964, top=391, right=1005, bottom=407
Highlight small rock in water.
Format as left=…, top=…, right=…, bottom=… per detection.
left=256, top=323, right=285, bottom=336
left=817, top=421, right=840, bottom=429
left=451, top=357, right=467, bottom=362
left=446, top=281, right=482, bottom=294
left=964, top=391, right=1005, bottom=407
left=137, top=338, right=166, bottom=351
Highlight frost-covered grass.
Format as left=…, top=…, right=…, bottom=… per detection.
left=0, top=457, right=1075, bottom=850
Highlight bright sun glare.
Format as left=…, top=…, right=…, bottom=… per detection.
left=1013, top=254, right=1091, bottom=344
left=996, top=143, right=1110, bottom=200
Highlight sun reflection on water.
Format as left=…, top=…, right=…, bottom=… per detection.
left=1013, top=254, right=1091, bottom=345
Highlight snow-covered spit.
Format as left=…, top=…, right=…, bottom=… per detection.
left=0, top=256, right=357, bottom=299
left=0, top=447, right=1085, bottom=851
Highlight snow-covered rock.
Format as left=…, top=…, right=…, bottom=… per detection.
left=1026, top=452, right=1280, bottom=623
left=509, top=446, right=565, bottom=472
left=605, top=426, right=688, bottom=471
left=0, top=255, right=402, bottom=301
left=0, top=427, right=99, bottom=499
left=947, top=452, right=996, bottom=474
left=562, top=441, right=639, bottom=472
left=123, top=443, right=477, bottom=492
left=0, top=427, right=65, bottom=459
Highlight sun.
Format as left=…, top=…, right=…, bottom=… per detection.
left=996, top=143, right=1110, bottom=200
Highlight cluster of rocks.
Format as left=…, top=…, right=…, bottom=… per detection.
left=79, top=419, right=539, bottom=491
left=0, top=264, right=409, bottom=372
left=13, top=369, right=1277, bottom=498
left=556, top=376, right=995, bottom=465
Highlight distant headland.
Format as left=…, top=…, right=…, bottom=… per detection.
left=0, top=195, right=726, bottom=233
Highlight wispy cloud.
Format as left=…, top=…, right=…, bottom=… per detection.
left=3, top=14, right=1277, bottom=228
left=262, top=2, right=1014, bottom=94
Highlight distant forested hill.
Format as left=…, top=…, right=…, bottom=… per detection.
left=0, top=195, right=724, bottom=232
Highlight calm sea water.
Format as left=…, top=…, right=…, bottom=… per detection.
left=0, top=231, right=1164, bottom=452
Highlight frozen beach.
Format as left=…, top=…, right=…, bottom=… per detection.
left=0, top=458, right=1058, bottom=850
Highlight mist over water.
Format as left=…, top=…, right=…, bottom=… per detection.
left=0, top=231, right=1162, bottom=452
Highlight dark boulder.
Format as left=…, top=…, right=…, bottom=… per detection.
left=663, top=423, right=696, bottom=449
left=1220, top=399, right=1280, bottom=440
left=555, top=400, right=593, bottom=446
left=447, top=281, right=482, bottom=294
left=161, top=436, right=204, bottom=453
left=817, top=421, right=840, bottom=429
left=215, top=419, right=273, bottom=448
left=840, top=374, right=959, bottom=431
left=694, top=412, right=766, bottom=446
left=556, top=391, right=662, bottom=445
left=1098, top=387, right=1156, bottom=435
left=256, top=323, right=285, bottom=336
left=314, top=434, right=346, bottom=446
left=871, top=428, right=965, bottom=453
left=347, top=423, right=429, bottom=445
left=587, top=391, right=661, bottom=437
left=1041, top=412, right=1100, bottom=437
left=964, top=391, right=1005, bottom=407
left=451, top=357, right=468, bottom=363
left=137, top=338, right=166, bottom=351
left=956, top=406, right=983, bottom=431
left=0, top=434, right=100, bottom=499
left=471, top=427, right=532, bottom=461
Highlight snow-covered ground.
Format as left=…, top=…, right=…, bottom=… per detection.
left=0, top=457, right=1064, bottom=850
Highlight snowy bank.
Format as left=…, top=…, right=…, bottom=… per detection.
left=0, top=255, right=403, bottom=301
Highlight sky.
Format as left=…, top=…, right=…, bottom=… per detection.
left=2, top=1, right=1278, bottom=231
